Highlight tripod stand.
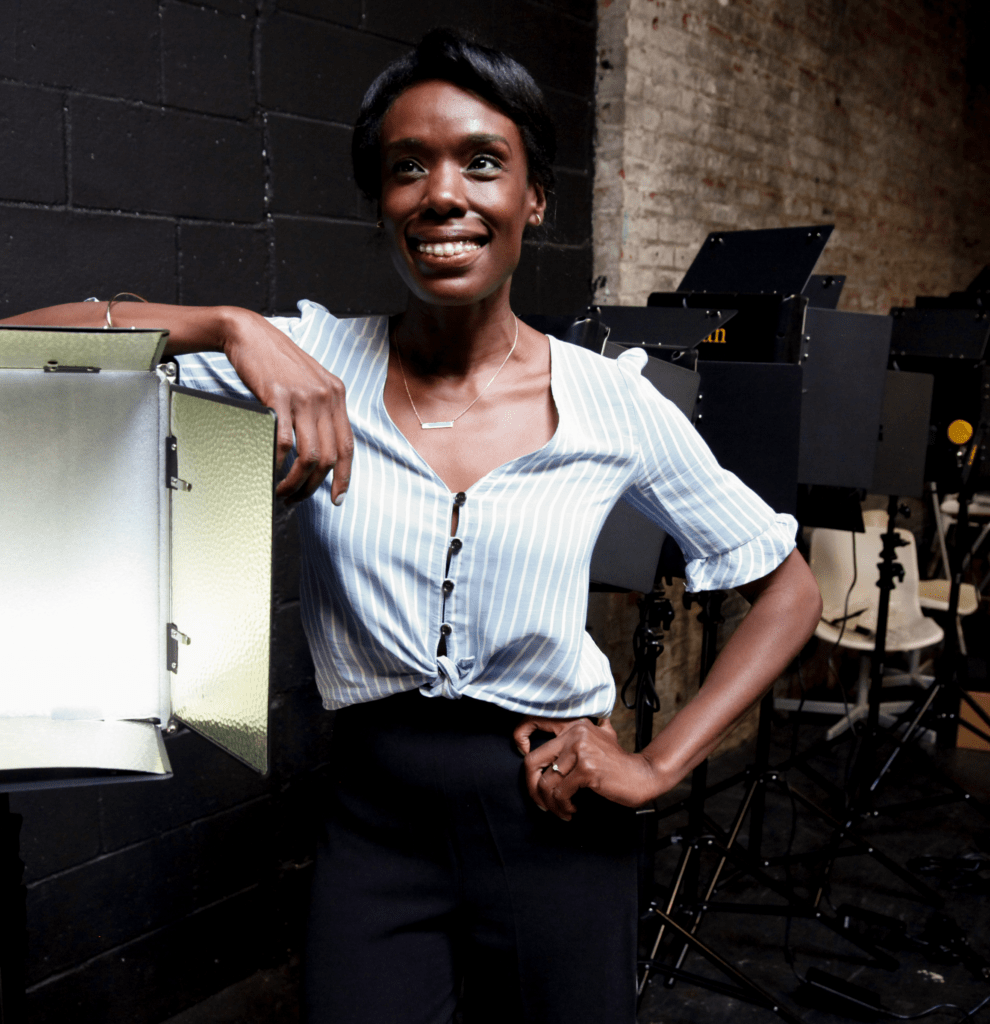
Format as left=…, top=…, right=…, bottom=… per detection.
left=856, top=445, right=990, bottom=818
left=781, top=495, right=967, bottom=908
left=633, top=592, right=902, bottom=1024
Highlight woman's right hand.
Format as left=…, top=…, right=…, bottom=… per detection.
left=217, top=307, right=353, bottom=505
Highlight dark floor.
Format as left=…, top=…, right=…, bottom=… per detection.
left=637, top=721, right=990, bottom=1024
left=161, top=712, right=990, bottom=1024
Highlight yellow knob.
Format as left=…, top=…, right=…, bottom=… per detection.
left=947, top=419, right=974, bottom=445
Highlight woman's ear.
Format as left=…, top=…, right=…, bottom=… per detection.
left=529, top=184, right=547, bottom=228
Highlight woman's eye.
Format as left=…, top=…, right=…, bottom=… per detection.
left=392, top=158, right=424, bottom=176
left=468, top=154, right=502, bottom=173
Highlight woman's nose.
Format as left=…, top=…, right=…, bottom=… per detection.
left=423, top=161, right=465, bottom=216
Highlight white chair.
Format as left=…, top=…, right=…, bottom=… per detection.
left=775, top=526, right=944, bottom=740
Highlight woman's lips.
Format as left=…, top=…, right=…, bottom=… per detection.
left=413, top=239, right=484, bottom=256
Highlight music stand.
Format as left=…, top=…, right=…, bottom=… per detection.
left=802, top=275, right=846, bottom=310
left=678, top=225, right=833, bottom=296
left=589, top=306, right=737, bottom=368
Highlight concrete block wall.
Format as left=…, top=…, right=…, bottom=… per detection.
left=0, top=0, right=595, bottom=319
left=1, top=4, right=596, bottom=1021
left=593, top=0, right=990, bottom=312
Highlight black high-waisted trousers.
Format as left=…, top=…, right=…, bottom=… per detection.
left=303, top=689, right=637, bottom=1024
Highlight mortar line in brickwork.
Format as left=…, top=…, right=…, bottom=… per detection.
left=522, top=0, right=596, bottom=28
left=175, top=217, right=185, bottom=306
left=22, top=793, right=273, bottom=891
left=519, top=240, right=592, bottom=253
left=253, top=3, right=279, bottom=313
left=62, top=92, right=72, bottom=209
left=157, top=1, right=166, bottom=109
left=261, top=108, right=356, bottom=131
left=0, top=198, right=207, bottom=225
left=270, top=8, right=400, bottom=41
left=63, top=89, right=267, bottom=128
left=269, top=211, right=383, bottom=227
left=23, top=882, right=264, bottom=995
left=174, top=216, right=270, bottom=231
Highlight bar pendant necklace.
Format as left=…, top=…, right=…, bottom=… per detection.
left=394, top=316, right=519, bottom=429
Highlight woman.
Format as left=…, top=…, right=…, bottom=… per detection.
left=3, top=29, right=822, bottom=1024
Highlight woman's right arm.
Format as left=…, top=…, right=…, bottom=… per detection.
left=0, top=302, right=352, bottom=504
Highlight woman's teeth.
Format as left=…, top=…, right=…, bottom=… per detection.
left=416, top=240, right=481, bottom=256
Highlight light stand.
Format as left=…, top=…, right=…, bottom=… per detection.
left=859, top=426, right=990, bottom=814
left=0, top=795, right=26, bottom=1024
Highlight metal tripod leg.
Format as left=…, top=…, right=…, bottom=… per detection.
left=643, top=906, right=805, bottom=1024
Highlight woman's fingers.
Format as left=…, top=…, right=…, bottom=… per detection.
left=327, top=397, right=354, bottom=506
left=521, top=718, right=664, bottom=820
left=512, top=715, right=582, bottom=755
left=222, top=310, right=352, bottom=504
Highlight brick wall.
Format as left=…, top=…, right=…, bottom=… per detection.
left=0, top=4, right=596, bottom=1021
left=594, top=0, right=990, bottom=312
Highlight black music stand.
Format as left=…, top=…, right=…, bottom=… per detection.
left=678, top=225, right=833, bottom=296
left=802, top=275, right=846, bottom=310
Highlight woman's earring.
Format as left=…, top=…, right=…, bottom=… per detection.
left=534, top=213, right=543, bottom=226
left=376, top=219, right=384, bottom=229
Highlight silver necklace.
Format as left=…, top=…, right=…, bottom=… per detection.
left=393, top=316, right=519, bottom=430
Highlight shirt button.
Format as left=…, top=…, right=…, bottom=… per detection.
left=440, top=623, right=452, bottom=638
left=450, top=538, right=463, bottom=553
left=442, top=579, right=455, bottom=595
left=454, top=491, right=466, bottom=507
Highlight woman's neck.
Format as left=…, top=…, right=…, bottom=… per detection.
left=393, top=291, right=518, bottom=378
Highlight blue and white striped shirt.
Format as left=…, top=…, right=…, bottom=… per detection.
left=177, top=301, right=797, bottom=719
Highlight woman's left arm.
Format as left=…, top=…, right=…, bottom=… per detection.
left=515, top=548, right=822, bottom=820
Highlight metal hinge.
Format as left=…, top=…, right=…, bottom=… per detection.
left=167, top=623, right=191, bottom=673
left=165, top=435, right=191, bottom=492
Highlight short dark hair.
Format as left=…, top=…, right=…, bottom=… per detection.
left=352, top=28, right=557, bottom=202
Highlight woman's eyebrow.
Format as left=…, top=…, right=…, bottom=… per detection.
left=463, top=133, right=510, bottom=147
left=383, top=133, right=511, bottom=153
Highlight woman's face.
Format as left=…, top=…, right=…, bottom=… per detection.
left=378, top=79, right=546, bottom=307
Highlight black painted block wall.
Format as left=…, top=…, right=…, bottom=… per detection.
left=0, top=0, right=595, bottom=318
left=1, top=2, right=596, bottom=1022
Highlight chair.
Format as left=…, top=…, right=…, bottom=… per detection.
left=933, top=489, right=990, bottom=597
left=775, top=526, right=944, bottom=740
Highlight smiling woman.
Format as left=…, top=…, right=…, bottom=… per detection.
left=0, top=27, right=822, bottom=1024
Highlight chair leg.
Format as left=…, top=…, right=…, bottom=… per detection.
left=825, top=660, right=870, bottom=741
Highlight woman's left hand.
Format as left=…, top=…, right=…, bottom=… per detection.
left=513, top=717, right=666, bottom=821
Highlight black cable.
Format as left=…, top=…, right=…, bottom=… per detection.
left=886, top=992, right=990, bottom=1022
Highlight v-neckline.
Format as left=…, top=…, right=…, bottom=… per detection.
left=373, top=318, right=563, bottom=497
